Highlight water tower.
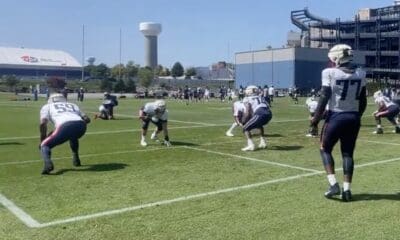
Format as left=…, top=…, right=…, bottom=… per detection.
left=139, top=22, right=162, bottom=69
left=86, top=56, right=96, bottom=66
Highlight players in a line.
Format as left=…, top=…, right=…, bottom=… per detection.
left=39, top=93, right=91, bottom=175
left=310, top=44, right=367, bottom=202
left=139, top=100, right=171, bottom=147
left=240, top=85, right=273, bottom=151
left=372, top=90, right=400, bottom=134
left=226, top=100, right=246, bottom=137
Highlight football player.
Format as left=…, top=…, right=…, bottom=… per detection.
left=94, top=97, right=114, bottom=120
left=305, top=96, right=319, bottom=137
left=310, top=44, right=367, bottom=202
left=139, top=100, right=171, bottom=147
left=226, top=100, right=246, bottom=137
left=39, top=93, right=91, bottom=174
left=241, top=85, right=273, bottom=151
left=372, top=90, right=400, bottom=134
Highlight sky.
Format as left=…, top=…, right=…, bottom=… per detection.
left=0, top=0, right=395, bottom=68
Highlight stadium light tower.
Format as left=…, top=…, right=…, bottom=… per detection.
left=139, top=22, right=162, bottom=69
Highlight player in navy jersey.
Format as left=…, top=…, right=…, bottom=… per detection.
left=241, top=86, right=272, bottom=151
left=310, top=44, right=367, bottom=202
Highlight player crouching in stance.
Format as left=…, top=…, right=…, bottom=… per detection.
left=372, top=90, right=400, bottom=134
left=241, top=86, right=272, bottom=151
left=311, top=44, right=367, bottom=202
left=139, top=100, right=171, bottom=147
left=226, top=101, right=245, bottom=137
left=39, top=93, right=91, bottom=175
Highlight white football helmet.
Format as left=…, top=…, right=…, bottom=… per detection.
left=373, top=90, right=383, bottom=100
left=328, top=44, right=353, bottom=66
left=155, top=100, right=166, bottom=112
left=245, top=85, right=259, bottom=96
left=48, top=93, right=66, bottom=104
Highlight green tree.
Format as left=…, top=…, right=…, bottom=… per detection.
left=138, top=67, right=154, bottom=89
left=126, top=61, right=139, bottom=79
left=3, top=75, right=19, bottom=91
left=114, top=79, right=126, bottom=92
left=100, top=78, right=113, bottom=92
left=46, top=76, right=66, bottom=91
left=185, top=67, right=197, bottom=78
left=90, top=63, right=110, bottom=79
left=171, top=62, right=184, bottom=77
left=111, top=64, right=126, bottom=80
left=125, top=78, right=136, bottom=93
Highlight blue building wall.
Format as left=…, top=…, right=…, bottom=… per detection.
left=294, top=60, right=327, bottom=90
left=235, top=61, right=294, bottom=89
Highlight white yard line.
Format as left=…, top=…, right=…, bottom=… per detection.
left=2, top=152, right=400, bottom=228
left=183, top=146, right=321, bottom=173
left=0, top=146, right=182, bottom=166
left=0, top=119, right=308, bottom=142
left=0, top=193, right=41, bottom=228
left=359, top=139, right=400, bottom=146
left=33, top=155, right=400, bottom=228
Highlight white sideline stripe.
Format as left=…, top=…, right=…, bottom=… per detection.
left=0, top=193, right=41, bottom=228
left=5, top=153, right=400, bottom=228
left=183, top=146, right=320, bottom=173
left=37, top=172, right=320, bottom=228
left=0, top=118, right=308, bottom=141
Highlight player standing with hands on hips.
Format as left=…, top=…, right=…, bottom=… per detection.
left=310, top=44, right=367, bottom=202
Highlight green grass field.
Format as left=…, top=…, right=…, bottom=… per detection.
left=0, top=92, right=399, bottom=240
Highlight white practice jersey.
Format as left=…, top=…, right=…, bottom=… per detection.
left=40, top=102, right=83, bottom=127
left=305, top=98, right=318, bottom=113
left=143, top=102, right=168, bottom=121
left=322, top=67, right=366, bottom=112
left=232, top=101, right=245, bottom=117
left=243, top=95, right=268, bottom=112
left=375, top=96, right=396, bottom=108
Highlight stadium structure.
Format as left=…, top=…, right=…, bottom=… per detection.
left=235, top=1, right=400, bottom=90
left=0, top=47, right=82, bottom=80
left=291, top=0, right=400, bottom=83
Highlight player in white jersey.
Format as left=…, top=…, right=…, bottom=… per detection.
left=139, top=100, right=171, bottom=147
left=310, top=44, right=367, bottom=202
left=226, top=101, right=245, bottom=137
left=372, top=90, right=400, bottom=134
left=39, top=93, right=90, bottom=174
left=305, top=96, right=319, bottom=137
left=241, top=86, right=272, bottom=151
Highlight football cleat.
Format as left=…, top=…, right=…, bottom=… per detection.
left=341, top=189, right=352, bottom=202
left=324, top=183, right=341, bottom=198
left=41, top=162, right=54, bottom=175
left=258, top=140, right=267, bottom=149
left=151, top=132, right=158, bottom=140
left=73, top=156, right=81, bottom=167
left=140, top=139, right=148, bottom=147
left=226, top=131, right=234, bottom=137
left=373, top=128, right=383, bottom=134
left=164, top=140, right=172, bottom=147
left=241, top=144, right=255, bottom=151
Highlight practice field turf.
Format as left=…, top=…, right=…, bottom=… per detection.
left=0, top=92, right=399, bottom=240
